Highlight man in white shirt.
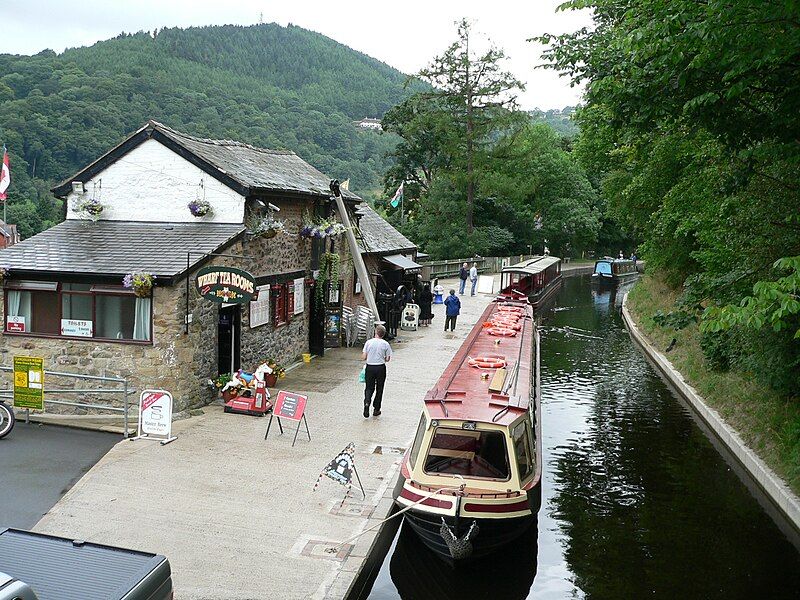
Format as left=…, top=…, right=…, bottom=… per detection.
left=469, top=262, right=478, bottom=296
left=362, top=324, right=392, bottom=418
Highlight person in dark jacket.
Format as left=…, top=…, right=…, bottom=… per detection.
left=458, top=262, right=469, bottom=295
left=443, top=289, right=461, bottom=332
left=418, top=284, right=434, bottom=326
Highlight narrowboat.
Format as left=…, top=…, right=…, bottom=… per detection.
left=591, top=257, right=639, bottom=286
left=499, top=256, right=562, bottom=310
left=394, top=294, right=541, bottom=562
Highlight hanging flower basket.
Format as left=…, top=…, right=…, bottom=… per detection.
left=188, top=199, right=212, bottom=217
left=246, top=213, right=285, bottom=239
left=123, top=271, right=155, bottom=298
left=0, top=266, right=8, bottom=283
left=75, top=198, right=105, bottom=221
left=300, top=214, right=346, bottom=239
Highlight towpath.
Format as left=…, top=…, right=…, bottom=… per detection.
left=34, top=278, right=493, bottom=599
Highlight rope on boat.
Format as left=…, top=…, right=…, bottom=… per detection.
left=326, top=477, right=466, bottom=554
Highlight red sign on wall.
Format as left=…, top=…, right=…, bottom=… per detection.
left=273, top=390, right=307, bottom=422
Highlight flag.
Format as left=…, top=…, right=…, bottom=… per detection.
left=340, top=179, right=350, bottom=192
left=390, top=182, right=403, bottom=208
left=0, top=147, right=9, bottom=201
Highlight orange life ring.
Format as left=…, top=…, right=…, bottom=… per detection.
left=468, top=356, right=507, bottom=369
left=487, top=327, right=517, bottom=337
left=498, top=305, right=524, bottom=314
left=491, top=318, right=521, bottom=329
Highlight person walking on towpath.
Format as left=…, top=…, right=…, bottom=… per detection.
left=469, top=262, right=478, bottom=296
left=444, top=289, right=461, bottom=332
left=362, top=324, right=392, bottom=418
left=458, top=262, right=469, bottom=295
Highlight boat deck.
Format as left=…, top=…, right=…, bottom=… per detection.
left=423, top=300, right=534, bottom=427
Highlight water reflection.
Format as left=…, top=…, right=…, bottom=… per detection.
left=368, top=275, right=800, bottom=600
left=389, top=517, right=538, bottom=600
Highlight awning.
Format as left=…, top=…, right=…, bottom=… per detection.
left=383, top=254, right=422, bottom=272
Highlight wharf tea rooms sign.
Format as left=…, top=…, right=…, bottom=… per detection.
left=196, top=266, right=256, bottom=303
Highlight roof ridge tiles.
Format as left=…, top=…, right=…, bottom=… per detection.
left=149, top=120, right=295, bottom=156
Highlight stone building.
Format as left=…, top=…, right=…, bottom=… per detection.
left=0, top=121, right=361, bottom=412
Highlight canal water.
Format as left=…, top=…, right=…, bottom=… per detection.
left=364, top=274, right=800, bottom=599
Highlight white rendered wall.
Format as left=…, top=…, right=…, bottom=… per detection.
left=65, top=139, right=246, bottom=224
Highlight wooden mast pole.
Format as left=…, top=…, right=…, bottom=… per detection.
left=330, top=180, right=381, bottom=324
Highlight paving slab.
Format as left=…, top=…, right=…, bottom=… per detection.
left=33, top=278, right=494, bottom=599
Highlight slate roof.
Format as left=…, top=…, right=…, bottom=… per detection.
left=53, top=121, right=361, bottom=202
left=0, top=220, right=245, bottom=280
left=355, top=203, right=417, bottom=256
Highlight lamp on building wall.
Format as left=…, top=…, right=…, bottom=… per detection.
left=71, top=181, right=85, bottom=194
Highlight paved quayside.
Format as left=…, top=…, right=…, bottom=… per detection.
left=33, top=277, right=493, bottom=599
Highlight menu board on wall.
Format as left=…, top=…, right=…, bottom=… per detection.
left=250, top=284, right=270, bottom=328
left=293, top=278, right=304, bottom=315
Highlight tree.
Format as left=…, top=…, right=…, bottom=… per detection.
left=538, top=0, right=800, bottom=394
left=416, top=19, right=524, bottom=233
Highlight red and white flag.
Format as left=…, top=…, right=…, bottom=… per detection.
left=0, top=147, right=9, bottom=201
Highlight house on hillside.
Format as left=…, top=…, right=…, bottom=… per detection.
left=0, top=221, right=20, bottom=248
left=353, top=118, right=383, bottom=131
left=0, top=120, right=363, bottom=412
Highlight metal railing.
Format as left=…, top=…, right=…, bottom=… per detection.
left=0, top=367, right=134, bottom=438
left=421, top=255, right=545, bottom=279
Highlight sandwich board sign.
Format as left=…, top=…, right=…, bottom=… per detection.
left=132, top=389, right=177, bottom=445
left=264, top=390, right=311, bottom=447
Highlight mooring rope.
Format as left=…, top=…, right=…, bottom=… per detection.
left=326, top=476, right=466, bottom=553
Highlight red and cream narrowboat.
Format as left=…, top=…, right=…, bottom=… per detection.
left=499, top=256, right=562, bottom=311
left=394, top=295, right=542, bottom=561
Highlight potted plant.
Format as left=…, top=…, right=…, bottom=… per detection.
left=188, top=199, right=212, bottom=217
left=75, top=197, right=105, bottom=221
left=263, top=359, right=285, bottom=387
left=123, top=271, right=155, bottom=297
left=0, top=266, right=9, bottom=284
left=214, top=374, right=238, bottom=401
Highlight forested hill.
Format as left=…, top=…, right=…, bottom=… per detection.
left=0, top=23, right=417, bottom=237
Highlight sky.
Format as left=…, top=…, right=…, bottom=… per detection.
left=1, top=0, right=592, bottom=110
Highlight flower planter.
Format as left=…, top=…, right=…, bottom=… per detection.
left=264, top=373, right=278, bottom=388
left=222, top=389, right=238, bottom=402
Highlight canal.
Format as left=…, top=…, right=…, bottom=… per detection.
left=363, top=274, right=800, bottom=599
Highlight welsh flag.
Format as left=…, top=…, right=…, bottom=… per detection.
left=389, top=182, right=403, bottom=208
left=0, top=147, right=9, bottom=202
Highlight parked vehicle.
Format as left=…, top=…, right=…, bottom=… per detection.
left=0, top=529, right=173, bottom=600
left=0, top=572, right=37, bottom=600
left=0, top=401, right=14, bottom=439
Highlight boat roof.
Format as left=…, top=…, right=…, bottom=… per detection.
left=502, top=255, right=561, bottom=276
left=423, top=300, right=534, bottom=427
left=597, top=256, right=634, bottom=263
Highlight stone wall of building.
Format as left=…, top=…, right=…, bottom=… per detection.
left=0, top=283, right=192, bottom=413
left=0, top=196, right=365, bottom=413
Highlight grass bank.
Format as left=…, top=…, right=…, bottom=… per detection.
left=627, top=274, right=800, bottom=496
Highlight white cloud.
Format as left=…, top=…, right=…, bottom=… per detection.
left=0, top=0, right=590, bottom=109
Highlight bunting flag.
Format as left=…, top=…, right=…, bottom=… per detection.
left=389, top=182, right=403, bottom=208
left=0, top=147, right=9, bottom=201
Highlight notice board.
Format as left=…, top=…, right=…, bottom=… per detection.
left=273, top=390, right=307, bottom=422
left=13, top=355, right=44, bottom=410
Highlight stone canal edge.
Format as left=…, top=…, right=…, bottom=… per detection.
left=621, top=294, right=800, bottom=538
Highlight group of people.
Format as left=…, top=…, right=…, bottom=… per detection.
left=361, top=262, right=482, bottom=417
